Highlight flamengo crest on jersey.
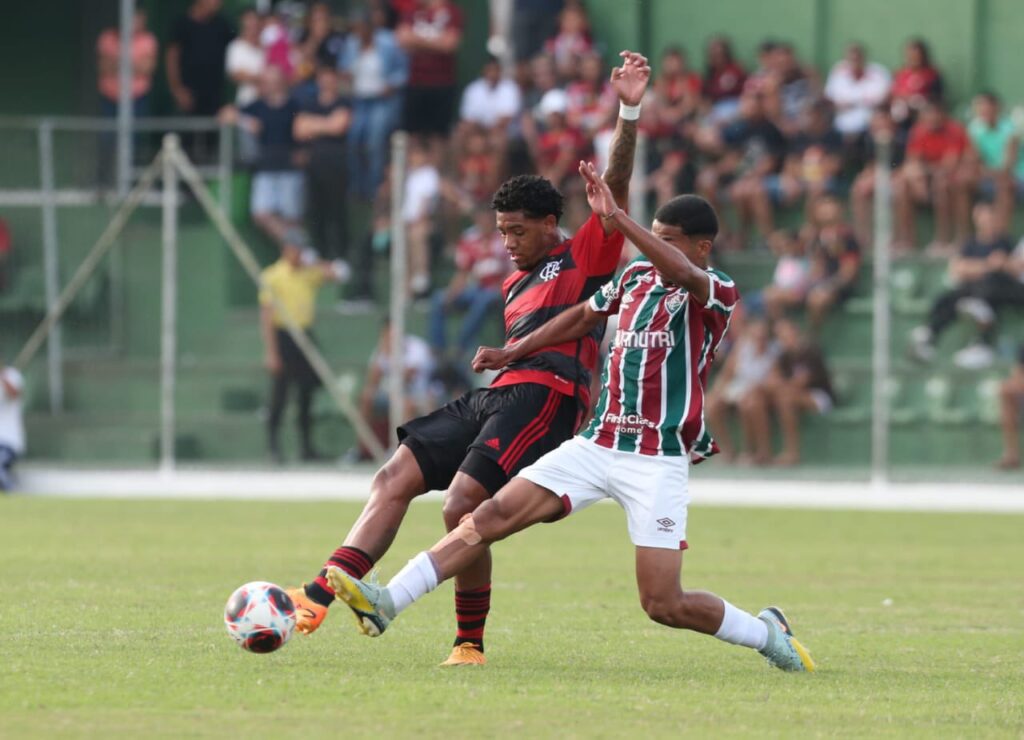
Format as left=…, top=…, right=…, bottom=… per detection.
left=583, top=259, right=739, bottom=460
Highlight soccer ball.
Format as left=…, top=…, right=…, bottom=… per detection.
left=224, top=581, right=297, bottom=653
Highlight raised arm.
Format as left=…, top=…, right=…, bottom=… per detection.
left=601, top=51, right=651, bottom=226
left=471, top=301, right=605, bottom=373
left=580, top=160, right=712, bottom=305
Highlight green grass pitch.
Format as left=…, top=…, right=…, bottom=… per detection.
left=1, top=497, right=1022, bottom=738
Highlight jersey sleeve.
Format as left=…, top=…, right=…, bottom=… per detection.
left=699, top=270, right=740, bottom=315
left=571, top=212, right=626, bottom=277
left=588, top=264, right=635, bottom=316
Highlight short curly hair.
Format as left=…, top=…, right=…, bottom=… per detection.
left=491, top=175, right=564, bottom=221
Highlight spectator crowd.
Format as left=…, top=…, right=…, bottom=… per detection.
left=89, top=0, right=1024, bottom=469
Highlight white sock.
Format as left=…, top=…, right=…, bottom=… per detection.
left=386, top=552, right=439, bottom=615
left=714, top=600, right=769, bottom=650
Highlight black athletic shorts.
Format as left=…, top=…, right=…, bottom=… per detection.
left=398, top=383, right=580, bottom=496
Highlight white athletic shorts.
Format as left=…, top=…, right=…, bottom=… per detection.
left=518, top=436, right=690, bottom=550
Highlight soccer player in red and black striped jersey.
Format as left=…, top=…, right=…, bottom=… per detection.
left=286, top=51, right=652, bottom=666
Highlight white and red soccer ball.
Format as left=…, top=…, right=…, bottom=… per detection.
left=224, top=581, right=297, bottom=653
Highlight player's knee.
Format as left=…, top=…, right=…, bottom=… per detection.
left=442, top=487, right=488, bottom=530
left=369, top=458, right=419, bottom=505
left=639, top=593, right=679, bottom=627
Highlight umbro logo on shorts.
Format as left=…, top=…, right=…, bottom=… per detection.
left=656, top=517, right=676, bottom=528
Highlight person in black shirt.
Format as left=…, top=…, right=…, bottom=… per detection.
left=166, top=0, right=233, bottom=158
left=850, top=105, right=908, bottom=248
left=294, top=65, right=352, bottom=264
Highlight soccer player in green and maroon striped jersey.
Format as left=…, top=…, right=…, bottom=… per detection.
left=326, top=162, right=816, bottom=673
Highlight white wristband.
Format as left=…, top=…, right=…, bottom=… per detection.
left=619, top=102, right=641, bottom=121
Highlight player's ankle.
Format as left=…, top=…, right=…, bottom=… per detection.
left=304, top=580, right=335, bottom=607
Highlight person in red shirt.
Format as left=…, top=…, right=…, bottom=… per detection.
left=565, top=52, right=618, bottom=139
left=890, top=38, right=943, bottom=129
left=642, top=46, right=702, bottom=141
left=531, top=88, right=588, bottom=192
left=893, top=99, right=969, bottom=252
left=702, top=35, right=747, bottom=123
left=396, top=0, right=463, bottom=146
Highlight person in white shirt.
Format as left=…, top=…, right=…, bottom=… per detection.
left=402, top=140, right=441, bottom=299
left=458, top=56, right=522, bottom=131
left=0, top=362, right=25, bottom=492
left=226, top=9, right=265, bottom=107
left=824, top=43, right=891, bottom=137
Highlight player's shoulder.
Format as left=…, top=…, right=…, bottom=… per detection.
left=707, top=266, right=736, bottom=287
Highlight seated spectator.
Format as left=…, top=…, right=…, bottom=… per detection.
left=996, top=346, right=1024, bottom=469
left=396, top=0, right=465, bottom=150
left=403, top=139, right=442, bottom=299
left=963, top=92, right=1023, bottom=235
left=0, top=360, right=25, bottom=492
left=742, top=40, right=779, bottom=96
left=353, top=319, right=438, bottom=460
left=294, top=65, right=352, bottom=263
left=754, top=229, right=812, bottom=318
left=890, top=38, right=943, bottom=129
left=458, top=55, right=522, bottom=133
left=804, top=195, right=861, bottom=330
left=702, top=35, right=747, bottom=123
left=339, top=8, right=408, bottom=201
left=893, top=99, right=969, bottom=252
left=739, top=98, right=843, bottom=239
left=222, top=66, right=304, bottom=245
left=909, top=202, right=1012, bottom=365
left=566, top=52, right=617, bottom=139
left=429, top=207, right=509, bottom=364
left=745, top=319, right=835, bottom=466
left=444, top=125, right=500, bottom=211
left=763, top=42, right=818, bottom=137
left=226, top=9, right=265, bottom=108
left=705, top=318, right=780, bottom=462
left=698, top=91, right=785, bottom=248
left=642, top=46, right=702, bottom=140
left=939, top=231, right=1024, bottom=369
left=850, top=105, right=907, bottom=248
left=295, top=2, right=345, bottom=85
left=824, top=43, right=891, bottom=140
left=545, top=2, right=592, bottom=82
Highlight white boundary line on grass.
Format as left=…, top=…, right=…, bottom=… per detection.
left=12, top=468, right=1024, bottom=513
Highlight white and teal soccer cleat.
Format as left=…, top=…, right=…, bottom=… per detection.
left=325, top=566, right=395, bottom=637
left=757, top=606, right=816, bottom=672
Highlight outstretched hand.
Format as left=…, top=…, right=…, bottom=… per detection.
left=610, top=50, right=651, bottom=106
left=579, top=160, right=618, bottom=219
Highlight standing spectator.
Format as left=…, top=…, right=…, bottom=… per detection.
left=824, top=43, right=891, bottom=140
left=166, top=0, right=233, bottom=157
left=259, top=238, right=349, bottom=464
left=963, top=92, right=1022, bottom=236
left=429, top=207, right=509, bottom=364
left=893, top=99, right=969, bottom=252
left=403, top=139, right=442, bottom=299
left=458, top=56, right=522, bottom=133
left=996, top=347, right=1024, bottom=470
left=544, top=2, right=592, bottom=82
left=746, top=319, right=834, bottom=466
left=702, top=35, right=747, bottom=123
left=339, top=8, right=408, bottom=201
left=804, top=195, right=861, bottom=330
left=226, top=8, right=265, bottom=108
left=705, top=318, right=780, bottom=463
left=850, top=105, right=907, bottom=248
left=909, top=202, right=1012, bottom=365
left=0, top=360, right=25, bottom=492
left=294, top=65, right=352, bottom=263
left=889, top=38, right=943, bottom=129
left=222, top=67, right=303, bottom=245
left=96, top=9, right=157, bottom=187
left=511, top=0, right=563, bottom=62
left=296, top=2, right=346, bottom=84
left=396, top=0, right=464, bottom=150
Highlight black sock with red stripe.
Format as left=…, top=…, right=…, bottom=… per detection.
left=453, top=584, right=491, bottom=652
left=304, top=545, right=375, bottom=607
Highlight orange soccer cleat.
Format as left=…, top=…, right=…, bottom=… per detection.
left=440, top=642, right=486, bottom=667
left=286, top=586, right=329, bottom=635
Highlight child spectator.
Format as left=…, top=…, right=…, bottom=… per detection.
left=893, top=99, right=969, bottom=252
left=702, top=35, right=747, bottom=123
left=705, top=318, right=780, bottom=463
left=429, top=207, right=510, bottom=364
left=804, top=195, right=861, bottom=330
left=403, top=140, right=442, bottom=299
left=996, top=346, right=1024, bottom=469
left=824, top=43, right=891, bottom=139
left=0, top=360, right=25, bottom=492
left=754, top=229, right=812, bottom=318
left=890, top=38, right=943, bottom=129
left=545, top=3, right=592, bottom=82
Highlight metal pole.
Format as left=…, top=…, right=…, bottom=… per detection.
left=37, top=120, right=64, bottom=413
left=217, top=121, right=232, bottom=217
left=870, top=135, right=893, bottom=485
left=160, top=134, right=179, bottom=472
left=388, top=131, right=409, bottom=449
left=117, top=0, right=135, bottom=197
